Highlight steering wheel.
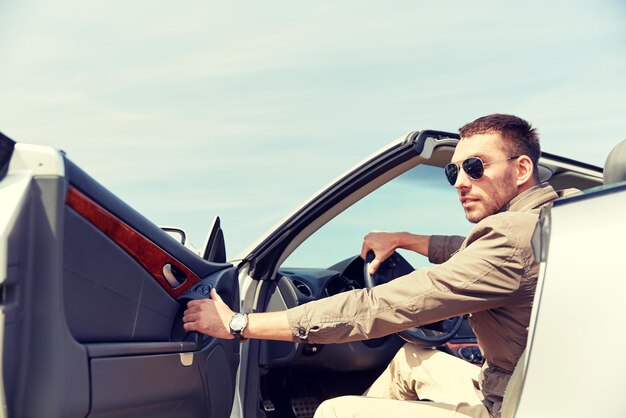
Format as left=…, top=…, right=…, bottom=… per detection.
left=364, top=251, right=464, bottom=346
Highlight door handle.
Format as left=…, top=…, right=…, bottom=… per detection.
left=163, top=263, right=187, bottom=288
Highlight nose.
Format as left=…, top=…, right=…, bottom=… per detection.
left=454, top=166, right=472, bottom=191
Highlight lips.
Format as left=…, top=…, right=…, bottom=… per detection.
left=461, top=197, right=479, bottom=208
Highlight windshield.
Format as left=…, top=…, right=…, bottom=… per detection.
left=284, top=164, right=469, bottom=269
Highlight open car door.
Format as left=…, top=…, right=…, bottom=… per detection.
left=0, top=133, right=239, bottom=418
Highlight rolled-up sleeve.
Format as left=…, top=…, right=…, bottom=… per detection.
left=428, top=235, right=465, bottom=264
left=286, top=216, right=529, bottom=344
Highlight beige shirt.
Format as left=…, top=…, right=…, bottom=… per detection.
left=286, top=183, right=567, bottom=414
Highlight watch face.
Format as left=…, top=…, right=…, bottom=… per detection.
left=230, top=314, right=247, bottom=332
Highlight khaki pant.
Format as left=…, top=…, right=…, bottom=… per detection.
left=314, top=344, right=491, bottom=418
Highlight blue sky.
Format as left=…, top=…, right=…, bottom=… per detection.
left=1, top=0, right=624, bottom=259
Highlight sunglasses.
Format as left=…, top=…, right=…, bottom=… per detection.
left=444, top=156, right=519, bottom=186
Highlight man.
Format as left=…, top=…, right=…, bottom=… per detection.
left=183, top=114, right=565, bottom=417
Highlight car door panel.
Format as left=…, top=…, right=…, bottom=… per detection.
left=89, top=353, right=208, bottom=418
left=87, top=341, right=238, bottom=418
left=4, top=176, right=91, bottom=418
left=3, top=151, right=239, bottom=418
left=63, top=206, right=180, bottom=342
left=65, top=186, right=203, bottom=299
left=63, top=159, right=226, bottom=281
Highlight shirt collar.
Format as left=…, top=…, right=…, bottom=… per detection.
left=500, top=183, right=559, bottom=213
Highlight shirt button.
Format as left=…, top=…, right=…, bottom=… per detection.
left=297, top=327, right=306, bottom=337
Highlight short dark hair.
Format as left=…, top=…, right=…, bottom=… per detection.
left=459, top=114, right=540, bottom=181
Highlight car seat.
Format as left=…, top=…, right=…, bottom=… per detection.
left=603, top=139, right=626, bottom=184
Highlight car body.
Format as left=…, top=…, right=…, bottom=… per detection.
left=507, top=178, right=626, bottom=417
left=0, top=130, right=624, bottom=418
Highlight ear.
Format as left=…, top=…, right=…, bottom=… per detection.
left=515, top=155, right=535, bottom=186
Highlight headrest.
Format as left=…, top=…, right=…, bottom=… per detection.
left=604, top=139, right=626, bottom=184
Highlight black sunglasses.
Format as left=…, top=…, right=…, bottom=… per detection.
left=444, top=156, right=519, bottom=186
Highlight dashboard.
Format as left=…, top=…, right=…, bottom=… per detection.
left=259, top=253, right=481, bottom=371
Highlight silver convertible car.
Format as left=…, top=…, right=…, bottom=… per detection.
left=1, top=130, right=624, bottom=418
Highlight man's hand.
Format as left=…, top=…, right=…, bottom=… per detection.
left=361, top=231, right=431, bottom=275
left=360, top=231, right=401, bottom=275
left=183, top=288, right=234, bottom=339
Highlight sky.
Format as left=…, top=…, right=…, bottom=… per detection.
left=1, top=0, right=624, bottom=259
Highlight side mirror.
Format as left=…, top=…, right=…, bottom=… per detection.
left=201, top=216, right=227, bottom=263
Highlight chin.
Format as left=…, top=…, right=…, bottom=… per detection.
left=464, top=209, right=488, bottom=224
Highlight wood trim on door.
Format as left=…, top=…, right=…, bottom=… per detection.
left=66, top=186, right=201, bottom=298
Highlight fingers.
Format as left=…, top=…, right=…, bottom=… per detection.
left=183, top=321, right=201, bottom=332
left=182, top=309, right=199, bottom=332
left=362, top=230, right=397, bottom=274
left=183, top=299, right=210, bottom=332
left=182, top=315, right=196, bottom=331
left=186, top=298, right=207, bottom=308
left=186, top=289, right=223, bottom=310
left=368, top=258, right=381, bottom=275
left=182, top=311, right=198, bottom=321
left=360, top=230, right=380, bottom=259
left=182, top=290, right=233, bottom=339
left=182, top=305, right=203, bottom=323
left=360, top=246, right=368, bottom=260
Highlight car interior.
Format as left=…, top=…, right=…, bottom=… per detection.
left=236, top=132, right=605, bottom=418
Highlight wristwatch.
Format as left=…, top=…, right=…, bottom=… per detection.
left=228, top=313, right=248, bottom=341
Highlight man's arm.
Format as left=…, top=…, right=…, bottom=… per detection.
left=286, top=216, right=528, bottom=345
left=183, top=232, right=433, bottom=340
left=184, top=220, right=515, bottom=345
left=183, top=289, right=293, bottom=341
left=184, top=233, right=465, bottom=341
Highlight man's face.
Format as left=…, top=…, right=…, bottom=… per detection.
left=450, top=133, right=519, bottom=223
